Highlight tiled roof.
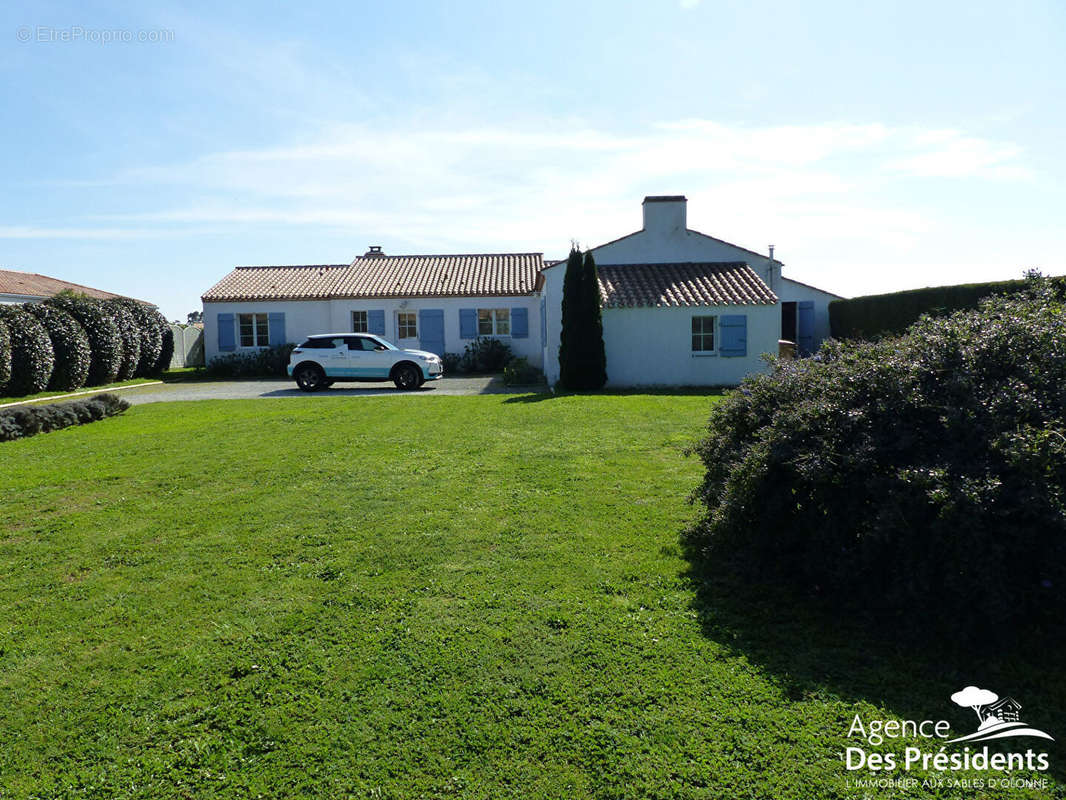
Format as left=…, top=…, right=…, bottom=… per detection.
left=202, top=253, right=544, bottom=302
left=0, top=268, right=136, bottom=302
left=597, top=262, right=778, bottom=308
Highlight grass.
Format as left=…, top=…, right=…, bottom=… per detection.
left=0, top=377, right=160, bottom=406
left=0, top=395, right=1062, bottom=799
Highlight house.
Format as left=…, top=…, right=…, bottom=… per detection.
left=987, top=697, right=1022, bottom=723
left=201, top=196, right=840, bottom=386
left=0, top=268, right=141, bottom=305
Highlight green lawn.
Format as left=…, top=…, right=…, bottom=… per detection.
left=0, top=377, right=160, bottom=406
left=1, top=395, right=1061, bottom=799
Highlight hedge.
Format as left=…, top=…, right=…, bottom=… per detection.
left=24, top=303, right=92, bottom=392
left=0, top=307, right=55, bottom=396
left=105, top=299, right=143, bottom=380
left=116, top=298, right=163, bottom=377
left=829, top=273, right=1066, bottom=340
left=46, top=294, right=123, bottom=386
left=205, top=343, right=295, bottom=377
left=0, top=393, right=130, bottom=442
left=688, top=275, right=1066, bottom=644
left=0, top=319, right=10, bottom=394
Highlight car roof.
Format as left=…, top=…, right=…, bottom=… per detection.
left=307, top=332, right=375, bottom=338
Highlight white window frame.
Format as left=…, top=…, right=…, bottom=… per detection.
left=477, top=308, right=510, bottom=336
left=691, top=315, right=716, bottom=355
left=351, top=310, right=368, bottom=333
left=238, top=312, right=270, bottom=348
left=397, top=311, right=417, bottom=340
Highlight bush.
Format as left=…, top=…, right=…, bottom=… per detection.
left=0, top=307, right=55, bottom=396
left=459, top=337, right=512, bottom=373
left=205, top=344, right=295, bottom=377
left=502, top=356, right=544, bottom=386
left=158, top=324, right=175, bottom=372
left=24, top=303, right=92, bottom=391
left=441, top=352, right=464, bottom=374
left=110, top=298, right=163, bottom=377
left=0, top=392, right=130, bottom=442
left=0, top=319, right=10, bottom=394
left=104, top=299, right=143, bottom=380
left=688, top=276, right=1066, bottom=643
left=46, top=293, right=123, bottom=386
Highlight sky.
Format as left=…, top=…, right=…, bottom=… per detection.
left=1, top=0, right=1064, bottom=321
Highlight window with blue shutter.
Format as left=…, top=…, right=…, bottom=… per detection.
left=268, top=312, right=286, bottom=346
left=217, top=313, right=236, bottom=351
left=719, top=315, right=747, bottom=357
left=367, top=309, right=385, bottom=335
left=459, top=308, right=477, bottom=339
left=511, top=307, right=528, bottom=338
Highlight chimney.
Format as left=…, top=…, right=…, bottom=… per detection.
left=365, top=245, right=385, bottom=257
left=642, top=195, right=687, bottom=234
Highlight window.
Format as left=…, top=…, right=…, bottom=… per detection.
left=239, top=313, right=269, bottom=347
left=346, top=336, right=382, bottom=351
left=352, top=310, right=368, bottom=332
left=397, top=312, right=417, bottom=339
left=692, top=315, right=716, bottom=353
left=477, top=308, right=510, bottom=336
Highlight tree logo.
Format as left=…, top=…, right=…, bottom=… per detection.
left=947, top=686, right=1054, bottom=744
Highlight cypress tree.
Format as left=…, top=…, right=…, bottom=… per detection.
left=579, top=250, right=607, bottom=389
left=557, top=246, right=584, bottom=389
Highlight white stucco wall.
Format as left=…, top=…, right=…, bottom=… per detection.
left=204, top=296, right=542, bottom=366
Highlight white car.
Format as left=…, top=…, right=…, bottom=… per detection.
left=287, top=333, right=443, bottom=391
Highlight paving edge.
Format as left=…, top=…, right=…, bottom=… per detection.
left=0, top=381, right=164, bottom=409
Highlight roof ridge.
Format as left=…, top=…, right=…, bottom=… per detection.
left=235, top=264, right=349, bottom=270
left=350, top=252, right=545, bottom=259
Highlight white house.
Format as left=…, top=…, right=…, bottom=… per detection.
left=201, top=196, right=840, bottom=386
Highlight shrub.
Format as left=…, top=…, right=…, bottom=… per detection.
left=441, top=352, right=464, bottom=374
left=46, top=293, right=123, bottom=385
left=558, top=248, right=607, bottom=390
left=502, top=356, right=544, bottom=386
left=205, top=343, right=295, bottom=377
left=0, top=392, right=130, bottom=442
left=0, top=307, right=55, bottom=396
left=110, top=298, right=163, bottom=377
left=157, top=324, right=175, bottom=372
left=459, top=337, right=512, bottom=373
left=688, top=276, right=1066, bottom=643
left=104, top=299, right=143, bottom=380
left=0, top=319, right=10, bottom=394
left=24, top=303, right=92, bottom=391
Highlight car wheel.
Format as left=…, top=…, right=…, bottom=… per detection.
left=393, top=364, right=420, bottom=390
left=324, top=380, right=335, bottom=387
left=295, top=364, right=326, bottom=392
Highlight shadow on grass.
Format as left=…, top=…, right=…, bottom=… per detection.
left=503, top=386, right=730, bottom=404
left=680, top=537, right=1066, bottom=784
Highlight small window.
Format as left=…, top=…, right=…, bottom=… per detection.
left=397, top=312, right=417, bottom=339
left=692, top=315, right=716, bottom=352
left=352, top=310, right=368, bottom=333
left=477, top=308, right=510, bottom=336
left=346, top=336, right=378, bottom=351
left=239, top=313, right=269, bottom=347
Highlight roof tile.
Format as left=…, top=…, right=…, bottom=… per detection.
left=597, top=262, right=777, bottom=308
left=0, top=269, right=138, bottom=302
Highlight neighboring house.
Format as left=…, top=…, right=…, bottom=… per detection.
left=200, top=196, right=840, bottom=386
left=201, top=250, right=544, bottom=365
left=537, top=196, right=841, bottom=386
left=0, top=268, right=144, bottom=305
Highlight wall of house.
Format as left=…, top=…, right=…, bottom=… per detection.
left=204, top=296, right=542, bottom=366
left=776, top=278, right=840, bottom=346
left=600, top=304, right=779, bottom=387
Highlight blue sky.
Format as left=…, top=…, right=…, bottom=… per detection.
left=2, top=0, right=1063, bottom=320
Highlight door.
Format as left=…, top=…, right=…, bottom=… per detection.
left=418, top=309, right=445, bottom=356
left=345, top=336, right=392, bottom=379
left=395, top=311, right=418, bottom=350
left=797, top=301, right=815, bottom=356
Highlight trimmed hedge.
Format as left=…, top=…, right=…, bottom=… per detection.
left=158, top=324, right=175, bottom=373
left=0, top=307, right=55, bottom=396
left=459, top=337, right=512, bottom=373
left=116, top=299, right=163, bottom=377
left=829, top=273, right=1066, bottom=340
left=105, top=299, right=143, bottom=380
left=0, top=392, right=130, bottom=442
left=24, top=303, right=92, bottom=392
left=46, top=293, right=123, bottom=386
left=205, top=344, right=295, bottom=377
left=689, top=276, right=1066, bottom=644
left=0, top=319, right=10, bottom=393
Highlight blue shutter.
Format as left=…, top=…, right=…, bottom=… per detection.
left=719, top=315, right=747, bottom=357
left=539, top=299, right=547, bottom=348
left=368, top=309, right=385, bottom=335
left=217, top=313, right=235, bottom=352
left=797, top=301, right=815, bottom=356
left=268, top=312, right=286, bottom=346
left=511, top=307, right=528, bottom=338
left=419, top=309, right=445, bottom=356
left=459, top=308, right=477, bottom=339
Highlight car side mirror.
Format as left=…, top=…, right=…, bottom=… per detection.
left=375, top=345, right=387, bottom=351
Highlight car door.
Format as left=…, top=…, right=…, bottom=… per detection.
left=345, top=336, right=391, bottom=378
left=323, top=336, right=349, bottom=375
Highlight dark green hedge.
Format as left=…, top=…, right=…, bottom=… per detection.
left=46, top=294, right=123, bottom=385
left=829, top=274, right=1066, bottom=340
left=0, top=319, right=10, bottom=393
left=24, top=303, right=92, bottom=391
left=105, top=299, right=143, bottom=380
left=0, top=392, right=130, bottom=442
left=689, top=276, right=1066, bottom=644
left=111, top=298, right=163, bottom=377
left=205, top=343, right=295, bottom=377
left=0, top=307, right=55, bottom=396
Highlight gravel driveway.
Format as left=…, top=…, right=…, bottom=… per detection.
left=119, top=375, right=540, bottom=405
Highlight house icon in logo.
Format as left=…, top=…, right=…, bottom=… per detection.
left=988, top=696, right=1022, bottom=724
left=947, top=686, right=1053, bottom=744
